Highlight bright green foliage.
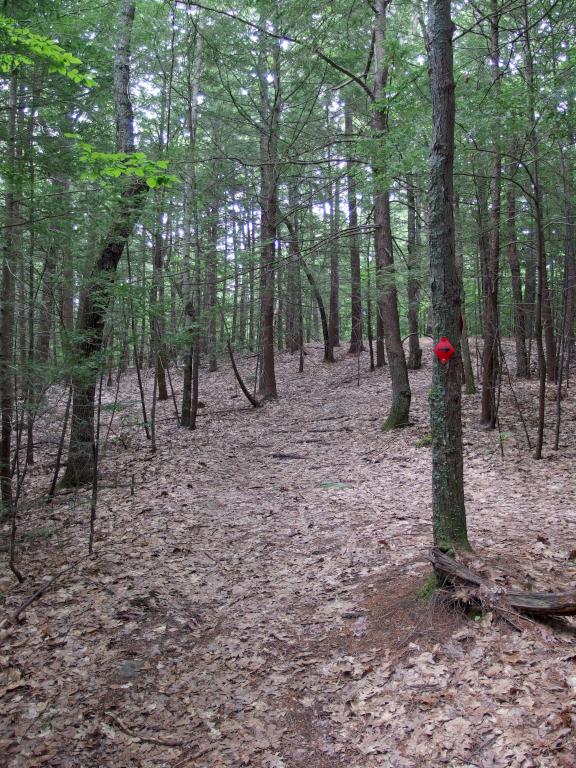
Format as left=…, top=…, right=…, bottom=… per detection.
left=0, top=14, right=95, bottom=85
left=63, top=137, right=177, bottom=188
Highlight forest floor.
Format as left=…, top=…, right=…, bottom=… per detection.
left=1, top=341, right=576, bottom=768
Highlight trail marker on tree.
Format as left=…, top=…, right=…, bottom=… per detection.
left=433, top=337, right=455, bottom=365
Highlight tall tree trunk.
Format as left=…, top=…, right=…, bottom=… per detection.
left=373, top=0, right=411, bottom=430
left=284, top=220, right=332, bottom=362
left=406, top=179, right=422, bottom=369
left=454, top=195, right=476, bottom=394
left=25, top=92, right=37, bottom=466
left=427, top=0, right=470, bottom=551
left=181, top=18, right=202, bottom=426
left=57, top=176, right=74, bottom=342
left=328, top=130, right=340, bottom=350
left=62, top=0, right=147, bottom=486
left=207, top=202, right=218, bottom=372
left=345, top=100, right=363, bottom=354
left=276, top=240, right=284, bottom=351
left=219, top=207, right=228, bottom=350
left=36, top=244, right=58, bottom=365
left=238, top=271, right=247, bottom=349
left=522, top=0, right=556, bottom=388
left=506, top=166, right=529, bottom=378
left=247, top=215, right=255, bottom=352
left=1, top=71, right=19, bottom=510
left=231, top=216, right=240, bottom=345
left=285, top=184, right=302, bottom=353
left=15, top=82, right=26, bottom=380
left=151, top=209, right=169, bottom=400
left=523, top=224, right=536, bottom=372
left=366, top=252, right=375, bottom=371
left=480, top=0, right=501, bottom=428
left=238, top=213, right=249, bottom=348
left=560, top=147, right=576, bottom=376
left=257, top=31, right=280, bottom=398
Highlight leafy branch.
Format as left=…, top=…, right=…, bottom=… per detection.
left=64, top=136, right=178, bottom=188
left=0, top=14, right=96, bottom=85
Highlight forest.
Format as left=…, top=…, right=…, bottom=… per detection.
left=1, top=0, right=576, bottom=765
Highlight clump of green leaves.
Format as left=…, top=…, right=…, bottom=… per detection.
left=0, top=14, right=95, bottom=86
left=415, top=434, right=433, bottom=448
left=64, top=137, right=177, bottom=188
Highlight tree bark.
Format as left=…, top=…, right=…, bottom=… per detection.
left=454, top=194, right=476, bottom=394
left=345, top=100, right=363, bottom=354
left=231, top=216, right=240, bottom=345
left=1, top=71, right=18, bottom=510
left=207, top=202, right=218, bottom=372
left=257, top=30, right=280, bottom=398
left=285, top=185, right=302, bottom=353
left=560, top=148, right=576, bottom=377
left=406, top=180, right=422, bottom=369
left=427, top=0, right=470, bottom=551
left=373, top=0, right=411, bottom=430
left=480, top=0, right=501, bottom=428
left=522, top=0, right=556, bottom=389
left=328, top=125, right=340, bottom=350
left=151, top=210, right=169, bottom=400
left=247, top=215, right=255, bottom=352
left=181, top=17, right=202, bottom=426
left=284, top=220, right=332, bottom=362
left=62, top=0, right=147, bottom=486
left=506, top=166, right=529, bottom=378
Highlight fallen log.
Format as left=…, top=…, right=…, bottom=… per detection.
left=429, top=547, right=576, bottom=617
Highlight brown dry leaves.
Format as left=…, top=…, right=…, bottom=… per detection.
left=1, top=341, right=576, bottom=767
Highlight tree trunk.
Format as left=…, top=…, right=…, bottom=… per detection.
left=522, top=0, right=556, bottom=388
left=373, top=0, right=411, bottom=430
left=560, top=148, right=576, bottom=377
left=248, top=216, right=255, bottom=352
left=219, top=208, right=228, bottom=350
left=62, top=0, right=147, bottom=486
left=36, top=244, right=57, bottom=365
left=427, top=0, right=470, bottom=551
left=257, top=31, right=280, bottom=399
left=151, top=213, right=169, bottom=400
left=328, top=136, right=340, bottom=350
left=207, top=202, right=218, bottom=372
left=58, top=177, right=74, bottom=342
left=454, top=194, right=476, bottom=394
left=181, top=18, right=202, bottom=426
left=276, top=240, right=284, bottom=351
left=238, top=253, right=247, bottom=350
left=231, top=216, right=240, bottom=345
left=506, top=167, right=529, bottom=378
left=480, top=0, right=501, bottom=428
left=524, top=225, right=536, bottom=372
left=1, top=71, right=18, bottom=510
left=366, top=252, right=375, bottom=371
left=406, top=180, right=422, bottom=369
left=284, top=220, right=332, bottom=362
left=345, top=100, right=363, bottom=354
left=285, top=185, right=302, bottom=353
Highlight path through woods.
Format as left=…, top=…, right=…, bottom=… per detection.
left=2, top=344, right=576, bottom=767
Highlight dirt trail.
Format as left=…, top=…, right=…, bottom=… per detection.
left=1, top=344, right=576, bottom=767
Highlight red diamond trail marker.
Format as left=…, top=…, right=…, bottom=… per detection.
left=434, top=337, right=455, bottom=365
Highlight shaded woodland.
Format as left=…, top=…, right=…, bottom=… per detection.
left=1, top=0, right=576, bottom=766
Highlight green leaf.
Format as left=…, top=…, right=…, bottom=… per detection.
left=320, top=481, right=354, bottom=490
